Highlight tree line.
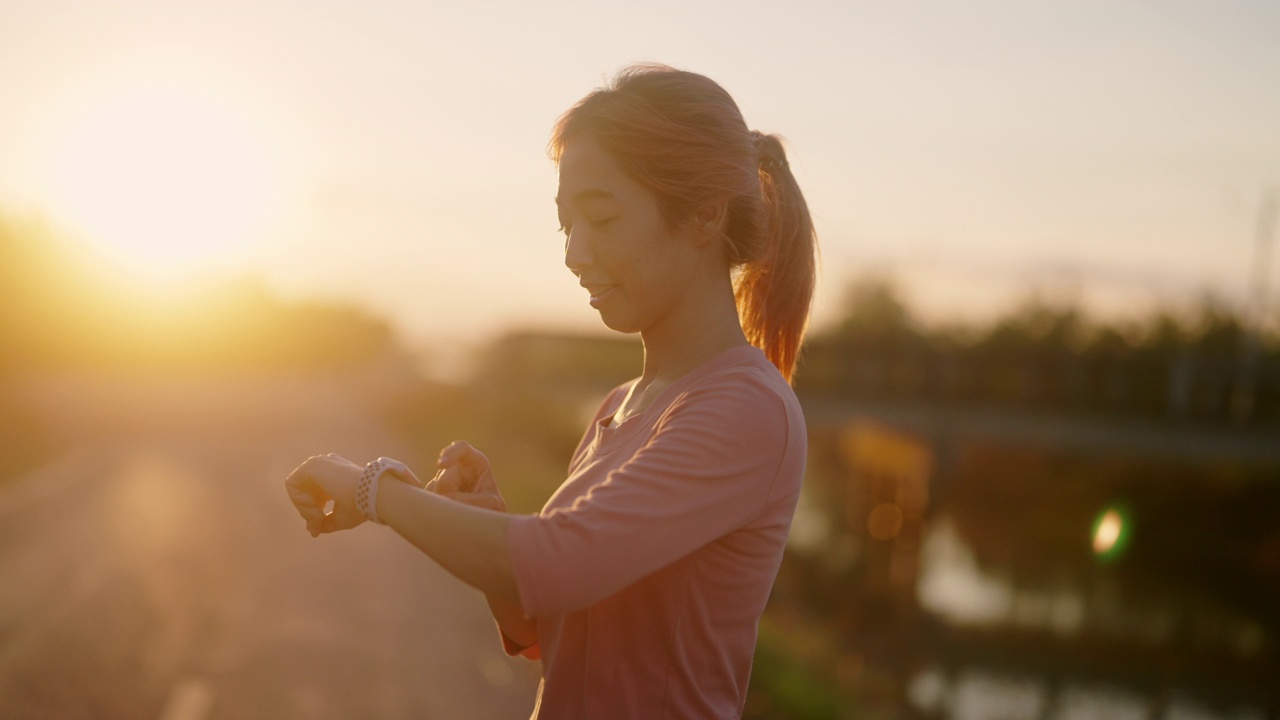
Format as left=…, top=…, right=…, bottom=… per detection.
left=799, top=277, right=1280, bottom=426
left=0, top=214, right=401, bottom=373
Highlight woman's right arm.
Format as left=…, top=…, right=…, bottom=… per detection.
left=486, top=595, right=538, bottom=654
left=429, top=442, right=539, bottom=655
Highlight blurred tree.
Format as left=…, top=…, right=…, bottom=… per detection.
left=803, top=274, right=1280, bottom=424
left=0, top=215, right=68, bottom=479
left=0, top=215, right=89, bottom=370
left=978, top=295, right=1089, bottom=354
left=831, top=275, right=916, bottom=343
left=1190, top=295, right=1247, bottom=356
left=0, top=211, right=405, bottom=373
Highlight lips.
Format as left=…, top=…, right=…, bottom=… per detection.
left=581, top=283, right=617, bottom=308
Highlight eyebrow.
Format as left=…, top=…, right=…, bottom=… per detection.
left=554, top=189, right=616, bottom=206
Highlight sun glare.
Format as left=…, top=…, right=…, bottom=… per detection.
left=42, top=83, right=278, bottom=283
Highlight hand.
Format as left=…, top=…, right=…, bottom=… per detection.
left=285, top=453, right=366, bottom=536
left=427, top=441, right=507, bottom=513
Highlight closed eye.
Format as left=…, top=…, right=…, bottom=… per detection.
left=558, top=217, right=614, bottom=236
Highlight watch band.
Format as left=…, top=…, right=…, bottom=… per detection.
left=355, top=457, right=422, bottom=524
left=374, top=456, right=423, bottom=488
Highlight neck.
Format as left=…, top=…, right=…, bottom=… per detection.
left=637, top=273, right=748, bottom=388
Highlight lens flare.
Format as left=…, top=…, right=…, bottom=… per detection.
left=1092, top=510, right=1122, bottom=553
left=1090, top=504, right=1131, bottom=562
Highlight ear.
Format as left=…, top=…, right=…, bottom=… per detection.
left=690, top=200, right=729, bottom=247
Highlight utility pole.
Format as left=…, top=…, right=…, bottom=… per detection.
left=1231, top=186, right=1278, bottom=425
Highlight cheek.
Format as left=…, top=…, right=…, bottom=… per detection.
left=601, top=215, right=681, bottom=289
left=634, top=253, right=691, bottom=307
left=600, top=231, right=649, bottom=278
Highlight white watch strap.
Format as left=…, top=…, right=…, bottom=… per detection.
left=355, top=457, right=421, bottom=524
left=355, top=459, right=388, bottom=524
left=375, top=457, right=423, bottom=488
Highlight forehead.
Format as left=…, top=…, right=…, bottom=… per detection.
left=555, top=136, right=640, bottom=205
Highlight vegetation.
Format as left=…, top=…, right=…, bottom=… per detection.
left=0, top=216, right=403, bottom=373
left=800, top=276, right=1280, bottom=425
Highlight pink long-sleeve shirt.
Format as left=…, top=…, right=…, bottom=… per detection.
left=505, top=344, right=807, bottom=719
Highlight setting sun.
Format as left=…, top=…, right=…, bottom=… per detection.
left=40, top=83, right=278, bottom=282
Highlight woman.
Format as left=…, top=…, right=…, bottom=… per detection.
left=285, top=63, right=817, bottom=719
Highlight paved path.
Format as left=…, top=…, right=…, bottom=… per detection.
left=0, top=373, right=539, bottom=719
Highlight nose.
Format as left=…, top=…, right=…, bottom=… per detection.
left=563, top=226, right=592, bottom=275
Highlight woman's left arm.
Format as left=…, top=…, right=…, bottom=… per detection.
left=284, top=455, right=520, bottom=603
left=377, top=479, right=520, bottom=602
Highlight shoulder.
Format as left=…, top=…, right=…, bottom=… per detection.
left=657, top=348, right=806, bottom=453
left=646, top=347, right=807, bottom=512
left=670, top=347, right=800, bottom=415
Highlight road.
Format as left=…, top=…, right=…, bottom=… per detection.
left=0, top=371, right=540, bottom=719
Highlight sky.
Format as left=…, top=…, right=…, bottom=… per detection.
left=1, top=0, right=1278, bottom=351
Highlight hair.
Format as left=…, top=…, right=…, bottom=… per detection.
left=548, top=63, right=818, bottom=383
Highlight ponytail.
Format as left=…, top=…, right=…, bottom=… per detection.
left=550, top=64, right=818, bottom=383
left=735, top=132, right=816, bottom=382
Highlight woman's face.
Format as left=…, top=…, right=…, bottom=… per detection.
left=556, top=136, right=701, bottom=334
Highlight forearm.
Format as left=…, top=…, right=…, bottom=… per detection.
left=486, top=593, right=537, bottom=649
left=375, top=478, right=521, bottom=602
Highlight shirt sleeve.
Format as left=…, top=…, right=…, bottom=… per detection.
left=498, top=627, right=541, bottom=660
left=507, top=370, right=792, bottom=617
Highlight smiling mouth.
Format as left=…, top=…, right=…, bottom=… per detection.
left=585, top=285, right=617, bottom=308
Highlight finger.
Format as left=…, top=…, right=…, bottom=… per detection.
left=319, top=503, right=365, bottom=533
left=424, top=468, right=445, bottom=493
left=433, top=465, right=466, bottom=494
left=286, top=478, right=326, bottom=506
left=286, top=472, right=328, bottom=511
left=305, top=502, right=327, bottom=534
left=285, top=459, right=319, bottom=495
left=439, top=443, right=491, bottom=490
left=453, top=445, right=490, bottom=476
left=291, top=482, right=324, bottom=504
left=437, top=440, right=477, bottom=467
left=295, top=502, right=325, bottom=524
left=325, top=453, right=359, bottom=470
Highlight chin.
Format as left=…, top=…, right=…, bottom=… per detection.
left=598, top=311, right=643, bottom=335
left=600, top=319, right=642, bottom=335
